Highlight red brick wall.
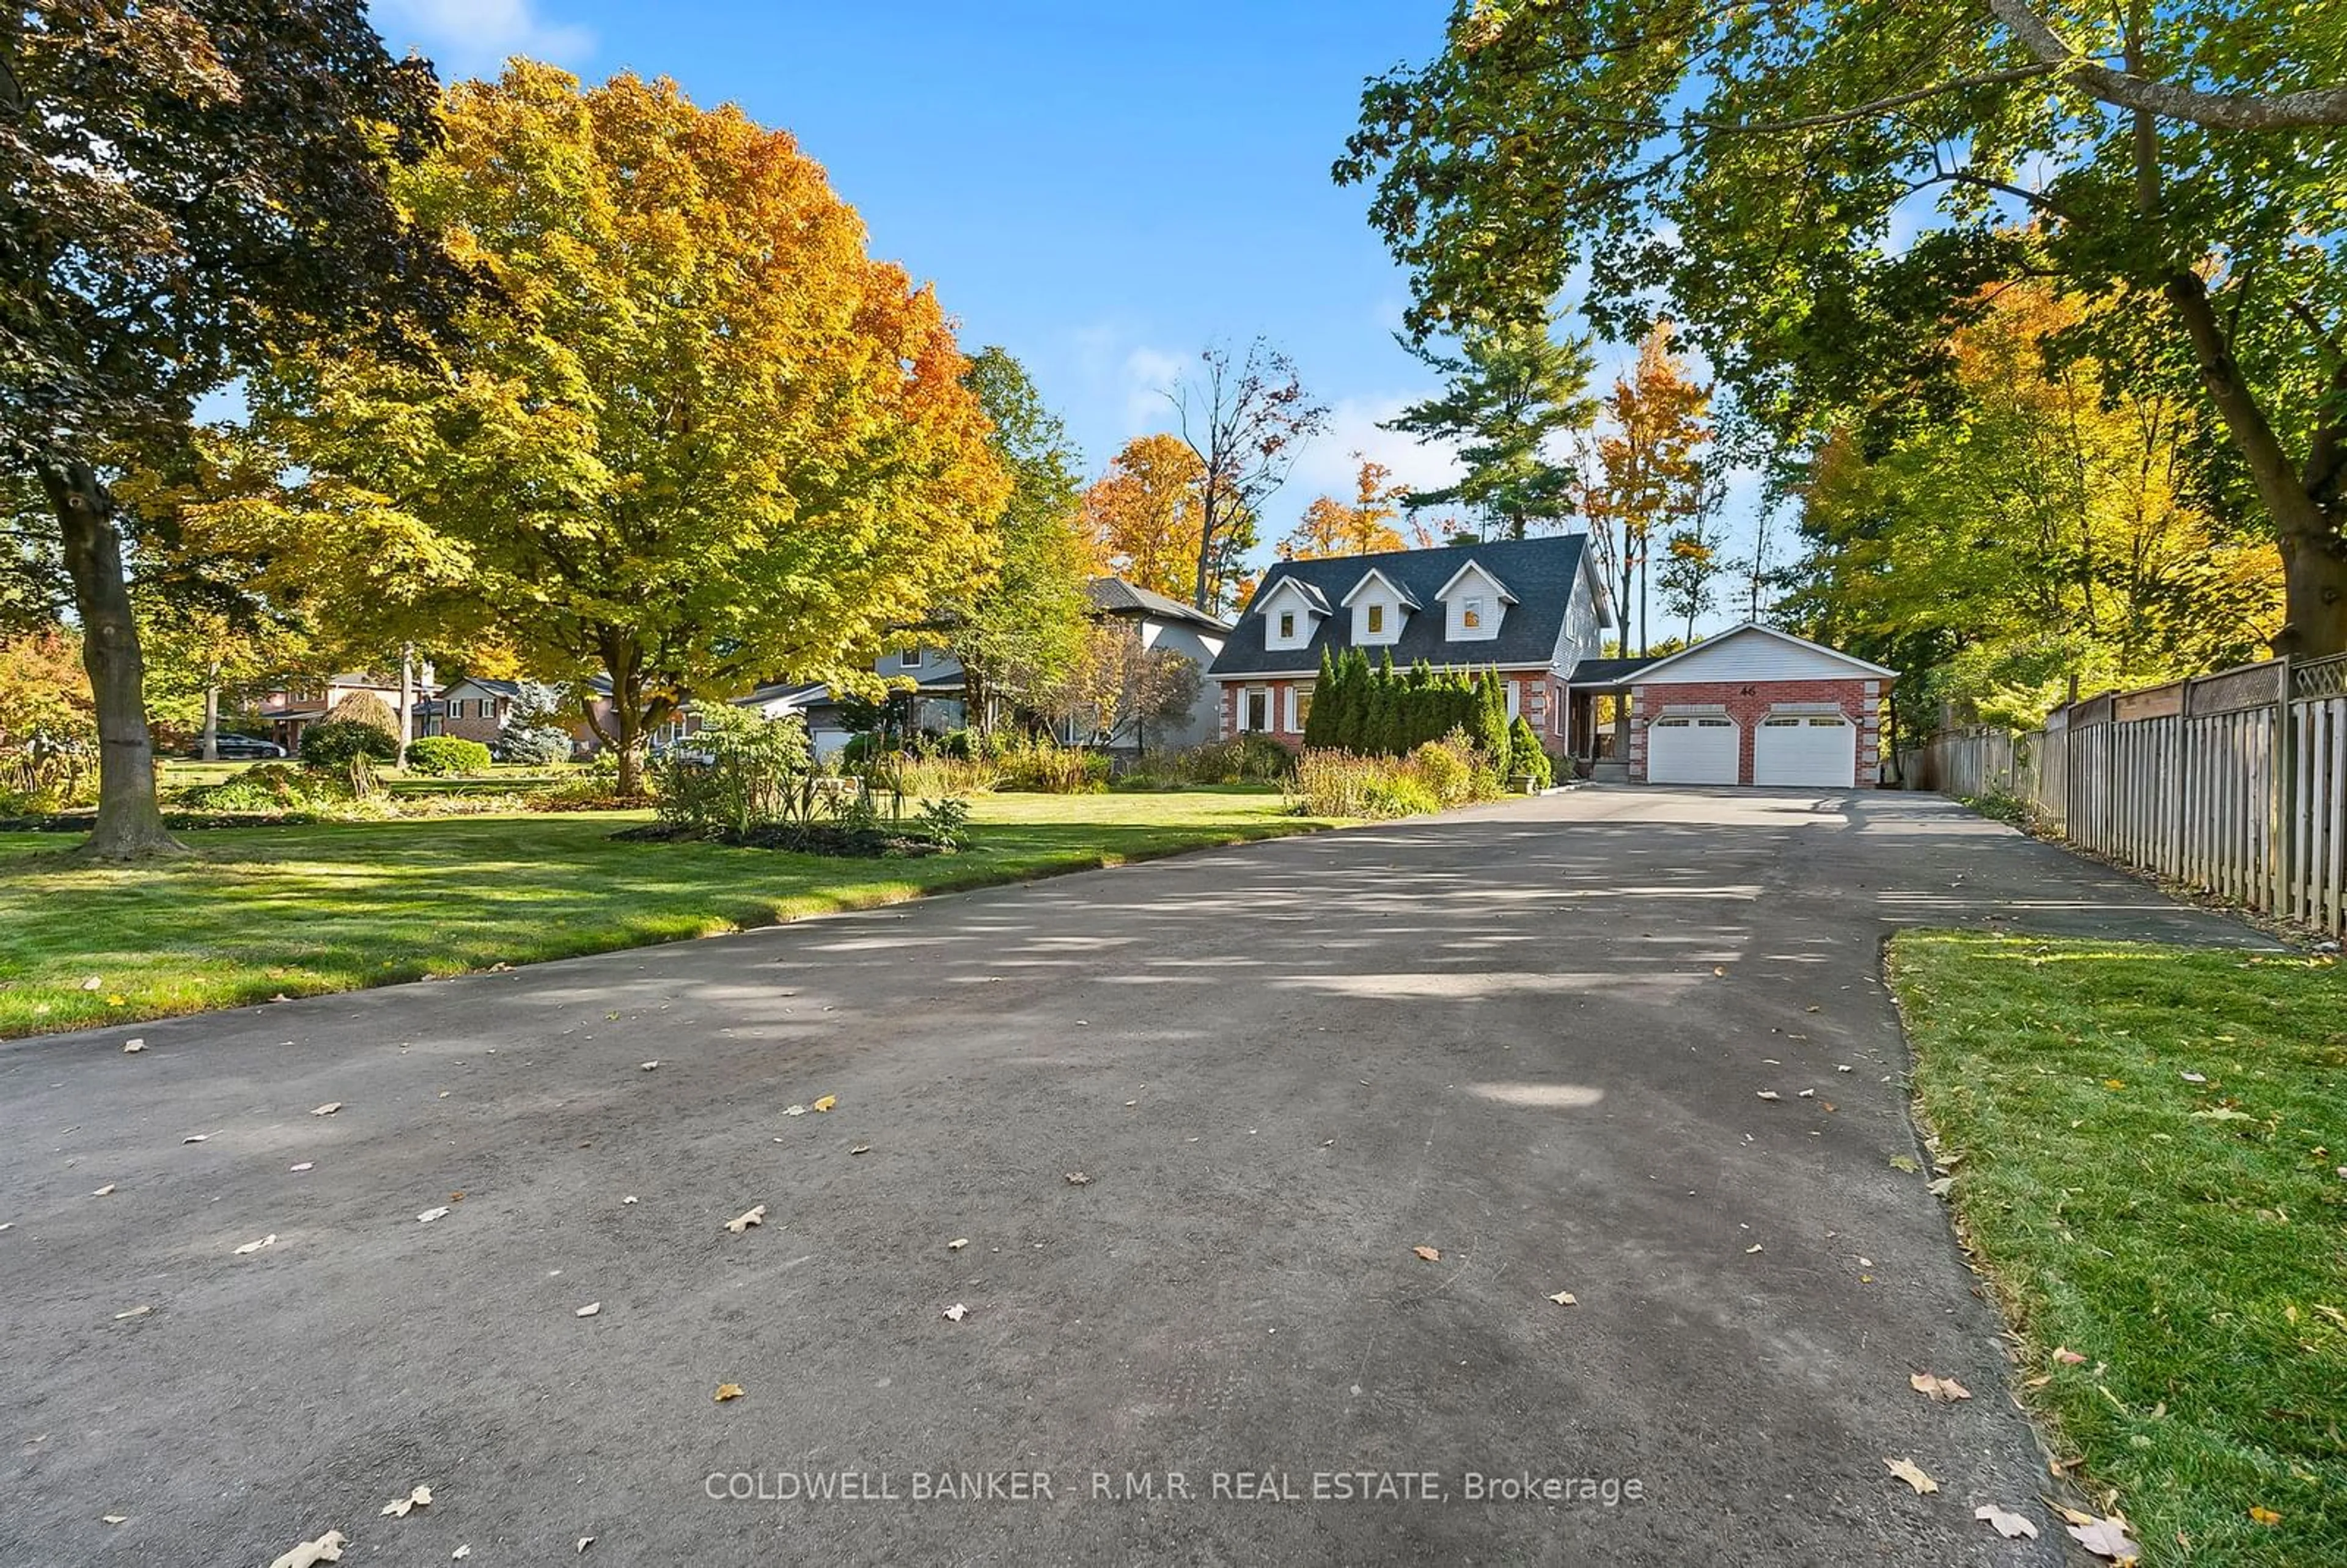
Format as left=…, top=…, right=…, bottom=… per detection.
left=1626, top=677, right=1882, bottom=785
left=1220, top=671, right=1570, bottom=750
left=439, top=695, right=510, bottom=745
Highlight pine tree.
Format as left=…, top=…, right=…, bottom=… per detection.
left=1304, top=645, right=1339, bottom=749
left=1475, top=672, right=1511, bottom=763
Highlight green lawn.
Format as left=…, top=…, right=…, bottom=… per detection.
left=0, top=790, right=1329, bottom=1038
left=1889, top=932, right=2347, bottom=1566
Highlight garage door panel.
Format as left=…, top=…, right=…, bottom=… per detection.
left=1647, top=716, right=1740, bottom=785
left=1752, top=714, right=1856, bottom=786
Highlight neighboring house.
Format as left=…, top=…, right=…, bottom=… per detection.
left=257, top=671, right=438, bottom=751
left=1207, top=540, right=1893, bottom=789
left=435, top=675, right=617, bottom=759
left=1057, top=577, right=1231, bottom=752
left=1207, top=535, right=1614, bottom=752
left=1603, top=624, right=1896, bottom=788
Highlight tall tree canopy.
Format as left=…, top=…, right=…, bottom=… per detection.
left=1594, top=327, right=1713, bottom=654
left=1783, top=281, right=2280, bottom=729
left=1338, top=1, right=2347, bottom=655
left=249, top=64, right=1007, bottom=792
left=1081, top=433, right=1211, bottom=605
left=1280, top=456, right=1409, bottom=560
left=1383, top=313, right=1595, bottom=538
left=936, top=347, right=1091, bottom=730
left=0, top=1, right=470, bottom=856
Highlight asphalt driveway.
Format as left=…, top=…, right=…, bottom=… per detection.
left=1, top=788, right=2262, bottom=1566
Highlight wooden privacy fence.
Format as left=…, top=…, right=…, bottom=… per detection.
left=1895, top=653, right=2347, bottom=936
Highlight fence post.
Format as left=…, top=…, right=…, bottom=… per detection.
left=2270, top=656, right=2295, bottom=917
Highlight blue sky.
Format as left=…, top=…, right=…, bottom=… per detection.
left=368, top=1, right=1765, bottom=630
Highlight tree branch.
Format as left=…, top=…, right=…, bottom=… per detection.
left=1986, top=0, right=2347, bottom=130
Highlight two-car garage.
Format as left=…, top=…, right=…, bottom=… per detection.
left=1625, top=625, right=1892, bottom=789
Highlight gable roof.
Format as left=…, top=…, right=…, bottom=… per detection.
left=1630, top=623, right=1900, bottom=683
left=1085, top=576, right=1231, bottom=632
left=1432, top=557, right=1519, bottom=605
left=1210, top=534, right=1595, bottom=678
left=1339, top=565, right=1420, bottom=611
left=1256, top=574, right=1331, bottom=617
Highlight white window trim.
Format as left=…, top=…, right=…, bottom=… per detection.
left=1282, top=686, right=1299, bottom=733
left=1504, top=681, right=1520, bottom=721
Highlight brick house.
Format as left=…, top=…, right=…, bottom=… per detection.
left=434, top=676, right=617, bottom=758
left=1205, top=535, right=1615, bottom=751
left=1612, top=625, right=1895, bottom=788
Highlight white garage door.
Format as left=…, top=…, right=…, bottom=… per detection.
left=1752, top=714, right=1856, bottom=786
left=1646, top=715, right=1740, bottom=784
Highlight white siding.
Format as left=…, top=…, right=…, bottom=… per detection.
left=1640, top=628, right=1882, bottom=685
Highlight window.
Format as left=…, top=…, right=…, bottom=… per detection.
left=450, top=698, right=470, bottom=720
left=1366, top=604, right=1384, bottom=634
left=1504, top=681, right=1520, bottom=720
left=1282, top=686, right=1299, bottom=733
left=1246, top=689, right=1270, bottom=732
left=1296, top=684, right=1313, bottom=727
left=900, top=647, right=924, bottom=669
left=1463, top=597, right=1483, bottom=630
left=1278, top=611, right=1296, bottom=640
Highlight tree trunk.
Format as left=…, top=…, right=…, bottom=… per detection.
left=201, top=669, right=221, bottom=763
left=39, top=460, right=184, bottom=860
left=2165, top=271, right=2347, bottom=657
left=397, top=645, right=416, bottom=766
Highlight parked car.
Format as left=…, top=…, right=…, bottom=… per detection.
left=188, top=735, right=287, bottom=760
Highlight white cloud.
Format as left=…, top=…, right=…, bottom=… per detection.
left=1119, top=346, right=1186, bottom=433
left=1284, top=394, right=1463, bottom=512
left=370, top=0, right=593, bottom=78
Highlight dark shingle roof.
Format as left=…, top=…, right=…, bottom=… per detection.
left=1565, top=656, right=1656, bottom=685
left=1087, top=577, right=1232, bottom=631
left=1208, top=535, right=1592, bottom=678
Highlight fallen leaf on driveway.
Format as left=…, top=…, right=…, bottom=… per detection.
left=267, top=1531, right=347, bottom=1568
left=123, top=1039, right=144, bottom=1053
left=578, top=1538, right=594, bottom=1554
left=1744, top=1244, right=1763, bottom=1254
left=310, top=1103, right=341, bottom=1117
left=725, top=1204, right=766, bottom=1233
left=948, top=1238, right=969, bottom=1251
left=92, top=1184, right=115, bottom=1196
left=1064, top=1171, right=1092, bottom=1186
left=942, top=1303, right=968, bottom=1322
left=576, top=1303, right=600, bottom=1317
left=1548, top=1291, right=1577, bottom=1306
left=1974, top=1504, right=2038, bottom=1539
left=114, top=1304, right=151, bottom=1320
left=416, top=1207, right=450, bottom=1224
left=2066, top=1514, right=2142, bottom=1561
left=103, top=1513, right=127, bottom=1523
left=783, top=1105, right=807, bottom=1117
left=183, top=1133, right=213, bottom=1144
left=714, top=1383, right=744, bottom=1402
left=1926, top=1176, right=1956, bottom=1196
left=1756, top=1091, right=1782, bottom=1102
left=1412, top=1245, right=1441, bottom=1262
left=640, top=1061, right=658, bottom=1071
left=1798, top=1089, right=1815, bottom=1098
left=380, top=1486, right=432, bottom=1517
left=452, top=1548, right=471, bottom=1561
left=2053, top=1347, right=2087, bottom=1365
left=812, top=1094, right=837, bottom=1112
left=1837, top=1064, right=1853, bottom=1072
left=622, top=1195, right=636, bottom=1204
left=1910, top=1372, right=1971, bottom=1402
left=1882, top=1457, right=1937, bottom=1494
left=1889, top=1155, right=1920, bottom=1173
left=233, top=1234, right=277, bottom=1255
left=849, top=1145, right=870, bottom=1156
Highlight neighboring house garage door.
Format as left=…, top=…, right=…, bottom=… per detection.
left=1752, top=714, right=1856, bottom=786
left=1647, top=716, right=1740, bottom=784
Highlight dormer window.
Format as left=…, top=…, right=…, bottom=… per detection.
left=1279, top=610, right=1296, bottom=640
left=1259, top=576, right=1328, bottom=651
left=1367, top=604, right=1385, bottom=634
left=1463, top=598, right=1483, bottom=631
left=1435, top=559, right=1513, bottom=642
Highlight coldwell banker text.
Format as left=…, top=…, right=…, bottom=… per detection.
left=703, top=1471, right=1646, bottom=1506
